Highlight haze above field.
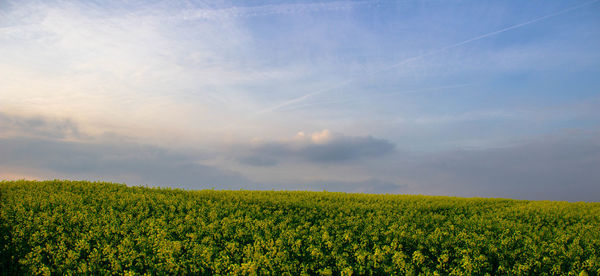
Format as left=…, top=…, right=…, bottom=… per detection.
left=1, top=0, right=599, bottom=201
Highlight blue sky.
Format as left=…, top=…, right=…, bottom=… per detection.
left=1, top=0, right=599, bottom=201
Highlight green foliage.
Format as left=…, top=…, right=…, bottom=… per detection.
left=1, top=180, right=599, bottom=275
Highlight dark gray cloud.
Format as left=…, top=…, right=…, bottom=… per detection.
left=0, top=137, right=253, bottom=190
left=0, top=111, right=80, bottom=139
left=279, top=178, right=407, bottom=194
left=237, top=133, right=395, bottom=166
left=0, top=112, right=256, bottom=190
left=237, top=155, right=278, bottom=167
left=302, top=136, right=395, bottom=162
left=2, top=112, right=599, bottom=201
left=392, top=134, right=600, bottom=202
left=0, top=113, right=396, bottom=192
left=0, top=133, right=403, bottom=193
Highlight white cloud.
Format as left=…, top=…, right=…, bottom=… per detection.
left=293, top=129, right=334, bottom=145
left=309, top=129, right=334, bottom=144
left=0, top=1, right=309, bottom=144
left=179, top=1, right=367, bottom=20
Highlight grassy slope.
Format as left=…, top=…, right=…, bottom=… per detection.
left=1, top=180, right=599, bottom=275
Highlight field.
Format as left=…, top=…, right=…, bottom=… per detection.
left=1, top=180, right=599, bottom=275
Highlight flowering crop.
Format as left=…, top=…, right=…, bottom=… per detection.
left=1, top=180, right=598, bottom=275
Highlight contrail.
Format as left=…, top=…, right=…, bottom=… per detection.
left=256, top=79, right=355, bottom=114
left=255, top=0, right=599, bottom=115
left=277, top=83, right=475, bottom=112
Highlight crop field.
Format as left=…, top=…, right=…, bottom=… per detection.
left=1, top=180, right=599, bottom=275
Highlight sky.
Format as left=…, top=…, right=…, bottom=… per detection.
left=1, top=0, right=600, bottom=201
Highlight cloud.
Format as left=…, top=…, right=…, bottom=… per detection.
left=1, top=112, right=599, bottom=201
left=0, top=112, right=253, bottom=190
left=254, top=0, right=599, bottom=114
left=179, top=1, right=368, bottom=20
left=0, top=111, right=80, bottom=139
left=0, top=136, right=253, bottom=190
left=0, top=112, right=397, bottom=193
left=236, top=130, right=395, bottom=165
left=0, top=113, right=400, bottom=194
left=237, top=155, right=278, bottom=167
left=391, top=132, right=600, bottom=201
left=272, top=178, right=406, bottom=194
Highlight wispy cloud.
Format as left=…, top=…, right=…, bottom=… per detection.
left=179, top=1, right=369, bottom=20
left=255, top=0, right=599, bottom=114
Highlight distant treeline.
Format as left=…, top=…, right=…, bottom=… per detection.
left=1, top=180, right=599, bottom=275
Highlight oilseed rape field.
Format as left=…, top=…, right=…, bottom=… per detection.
left=1, top=180, right=599, bottom=275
